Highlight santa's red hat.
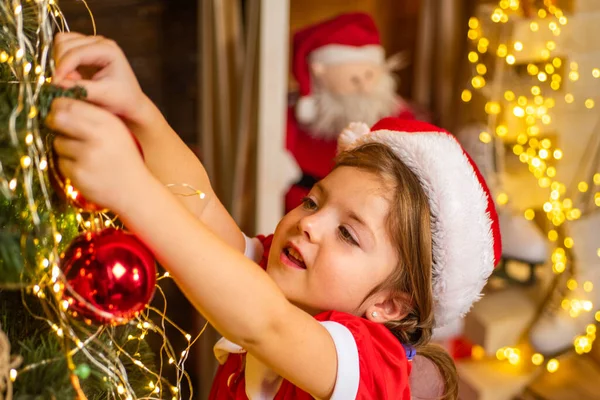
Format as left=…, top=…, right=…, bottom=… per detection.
left=292, top=13, right=384, bottom=124
left=338, top=118, right=502, bottom=328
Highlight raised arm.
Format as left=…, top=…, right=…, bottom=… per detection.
left=47, top=99, right=339, bottom=399
left=52, top=32, right=244, bottom=252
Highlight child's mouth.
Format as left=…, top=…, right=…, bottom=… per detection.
left=282, top=246, right=307, bottom=269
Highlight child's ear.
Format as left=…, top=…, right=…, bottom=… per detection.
left=366, top=292, right=411, bottom=323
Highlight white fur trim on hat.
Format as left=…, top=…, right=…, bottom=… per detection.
left=295, top=95, right=318, bottom=124
left=340, top=126, right=495, bottom=327
left=309, top=44, right=385, bottom=65
left=338, top=122, right=371, bottom=151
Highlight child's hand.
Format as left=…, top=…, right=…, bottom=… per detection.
left=46, top=98, right=152, bottom=214
left=52, top=32, right=149, bottom=125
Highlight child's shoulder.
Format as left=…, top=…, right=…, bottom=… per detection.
left=314, top=311, right=412, bottom=399
left=315, top=310, right=407, bottom=355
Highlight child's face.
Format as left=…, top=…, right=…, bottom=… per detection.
left=268, top=166, right=398, bottom=316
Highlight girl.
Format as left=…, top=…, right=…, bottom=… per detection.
left=48, top=33, right=501, bottom=399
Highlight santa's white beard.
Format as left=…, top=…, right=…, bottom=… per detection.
left=305, top=73, right=401, bottom=140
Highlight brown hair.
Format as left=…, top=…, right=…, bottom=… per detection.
left=335, top=142, right=458, bottom=400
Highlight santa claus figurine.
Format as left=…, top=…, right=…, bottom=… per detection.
left=285, top=12, right=416, bottom=212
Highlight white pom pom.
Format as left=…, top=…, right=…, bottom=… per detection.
left=337, top=122, right=371, bottom=153
left=295, top=96, right=317, bottom=124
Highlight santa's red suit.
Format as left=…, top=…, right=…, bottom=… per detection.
left=285, top=13, right=416, bottom=212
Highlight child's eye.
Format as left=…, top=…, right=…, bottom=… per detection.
left=338, top=226, right=358, bottom=246
left=302, top=197, right=318, bottom=210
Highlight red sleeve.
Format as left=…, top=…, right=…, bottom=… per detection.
left=315, top=311, right=411, bottom=400
left=254, top=234, right=273, bottom=270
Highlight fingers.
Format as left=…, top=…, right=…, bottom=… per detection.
left=53, top=36, right=119, bottom=84
left=53, top=34, right=106, bottom=67
left=53, top=135, right=83, bottom=161
left=46, top=98, right=114, bottom=141
left=56, top=157, right=77, bottom=184
left=53, top=32, right=92, bottom=82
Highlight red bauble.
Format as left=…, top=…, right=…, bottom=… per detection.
left=60, top=228, right=156, bottom=325
left=49, top=134, right=144, bottom=212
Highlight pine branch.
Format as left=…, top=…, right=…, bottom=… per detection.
left=0, top=2, right=40, bottom=82
left=0, top=84, right=84, bottom=283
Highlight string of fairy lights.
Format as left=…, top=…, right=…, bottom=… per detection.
left=0, top=1, right=206, bottom=399
left=462, top=0, right=600, bottom=373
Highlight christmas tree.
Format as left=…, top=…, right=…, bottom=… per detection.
left=0, top=2, right=196, bottom=398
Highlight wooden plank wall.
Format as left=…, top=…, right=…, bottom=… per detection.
left=59, top=0, right=199, bottom=146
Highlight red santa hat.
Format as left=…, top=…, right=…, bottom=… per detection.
left=338, top=118, right=502, bottom=328
left=292, top=13, right=384, bottom=124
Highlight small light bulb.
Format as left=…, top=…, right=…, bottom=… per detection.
left=524, top=209, right=535, bottom=220
left=468, top=17, right=479, bottom=29
left=28, top=107, right=37, bottom=119
left=461, top=89, right=473, bottom=102
left=584, top=281, right=594, bottom=292
left=513, top=107, right=525, bottom=117
left=554, top=149, right=563, bottom=159
left=569, top=71, right=580, bottom=81
left=20, top=156, right=32, bottom=168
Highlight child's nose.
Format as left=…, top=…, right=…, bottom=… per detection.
left=298, top=214, right=321, bottom=243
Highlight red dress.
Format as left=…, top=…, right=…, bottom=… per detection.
left=208, top=235, right=412, bottom=400
left=285, top=107, right=415, bottom=213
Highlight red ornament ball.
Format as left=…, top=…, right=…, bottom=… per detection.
left=60, top=228, right=156, bottom=325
